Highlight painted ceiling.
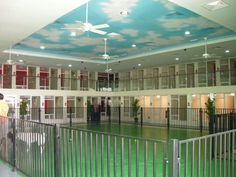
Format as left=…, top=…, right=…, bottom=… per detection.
left=11, top=0, right=236, bottom=63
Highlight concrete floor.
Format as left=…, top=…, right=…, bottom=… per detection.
left=0, top=161, right=23, bottom=177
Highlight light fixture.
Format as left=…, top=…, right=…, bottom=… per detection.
left=40, top=46, right=45, bottom=50
left=70, top=32, right=76, bottom=37
left=225, top=49, right=230, bottom=53
left=68, top=64, right=72, bottom=67
left=108, top=32, right=120, bottom=37
left=132, top=44, right=136, bottom=48
left=138, top=63, right=141, bottom=67
left=203, top=0, right=229, bottom=11
left=230, top=93, right=235, bottom=96
left=156, top=95, right=160, bottom=98
left=185, top=31, right=190, bottom=36
left=120, top=10, right=129, bottom=16
left=175, top=57, right=179, bottom=61
left=19, top=59, right=23, bottom=63
left=192, top=94, right=196, bottom=97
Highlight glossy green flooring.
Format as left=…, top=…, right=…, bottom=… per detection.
left=73, top=122, right=208, bottom=141
left=57, top=123, right=208, bottom=177
left=12, top=123, right=235, bottom=177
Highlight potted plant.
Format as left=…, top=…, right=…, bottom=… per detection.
left=132, top=98, right=140, bottom=123
left=20, top=99, right=28, bottom=120
left=205, top=97, right=215, bottom=117
left=205, top=97, right=215, bottom=134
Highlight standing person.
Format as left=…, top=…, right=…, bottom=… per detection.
left=107, top=98, right=111, bottom=122
left=0, top=93, right=9, bottom=119
left=0, top=93, right=9, bottom=160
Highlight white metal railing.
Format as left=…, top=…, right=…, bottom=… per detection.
left=169, top=130, right=236, bottom=177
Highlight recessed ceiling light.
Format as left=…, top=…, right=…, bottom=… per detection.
left=70, top=32, right=76, bottom=37
left=120, top=10, right=129, bottom=16
left=132, top=44, right=136, bottom=48
left=185, top=31, right=190, bottom=36
left=138, top=63, right=141, bottom=66
left=225, top=49, right=230, bottom=53
left=68, top=64, right=72, bottom=67
left=230, top=93, right=235, bottom=96
left=19, top=59, right=23, bottom=63
left=192, top=94, right=196, bottom=97
left=40, top=46, right=45, bottom=50
left=175, top=57, right=179, bottom=61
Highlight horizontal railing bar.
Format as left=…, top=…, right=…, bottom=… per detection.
left=61, top=125, right=166, bottom=144
left=179, top=129, right=236, bottom=144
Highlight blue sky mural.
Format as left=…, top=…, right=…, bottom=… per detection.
left=12, top=0, right=236, bottom=62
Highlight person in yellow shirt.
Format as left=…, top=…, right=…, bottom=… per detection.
left=0, top=93, right=9, bottom=159
left=0, top=94, right=9, bottom=118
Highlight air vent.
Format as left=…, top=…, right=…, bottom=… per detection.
left=203, top=0, right=229, bottom=11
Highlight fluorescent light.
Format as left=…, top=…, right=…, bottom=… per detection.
left=68, top=64, right=72, bottom=67
left=230, top=93, right=235, bottom=96
left=138, top=63, right=141, bottom=66
left=132, top=44, right=136, bottom=48
left=192, top=94, right=196, bottom=97
left=40, top=46, right=45, bottom=50
left=19, top=59, right=23, bottom=63
left=225, top=49, right=230, bottom=53
left=175, top=57, right=179, bottom=61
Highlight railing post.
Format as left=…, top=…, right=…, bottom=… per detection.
left=199, top=108, right=203, bottom=133
left=54, top=124, right=61, bottom=177
left=168, top=139, right=179, bottom=177
left=140, top=107, right=143, bottom=126
left=12, top=119, right=16, bottom=171
left=70, top=107, right=72, bottom=127
left=118, top=106, right=121, bottom=124
left=38, top=108, right=41, bottom=123
left=166, top=108, right=170, bottom=129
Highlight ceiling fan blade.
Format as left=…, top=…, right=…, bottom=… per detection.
left=6, top=59, right=14, bottom=65
left=90, top=29, right=107, bottom=35
left=202, top=53, right=210, bottom=58
left=92, top=24, right=109, bottom=29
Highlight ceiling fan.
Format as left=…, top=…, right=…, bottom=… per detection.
left=192, top=37, right=221, bottom=60
left=91, top=38, right=118, bottom=61
left=4, top=47, right=25, bottom=65
left=62, top=1, right=109, bottom=35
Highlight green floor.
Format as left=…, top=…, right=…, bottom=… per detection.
left=56, top=123, right=209, bottom=177
left=11, top=122, right=235, bottom=177
left=72, top=122, right=208, bottom=141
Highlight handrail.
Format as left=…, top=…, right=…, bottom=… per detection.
left=61, top=125, right=166, bottom=144
left=179, top=129, right=236, bottom=144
